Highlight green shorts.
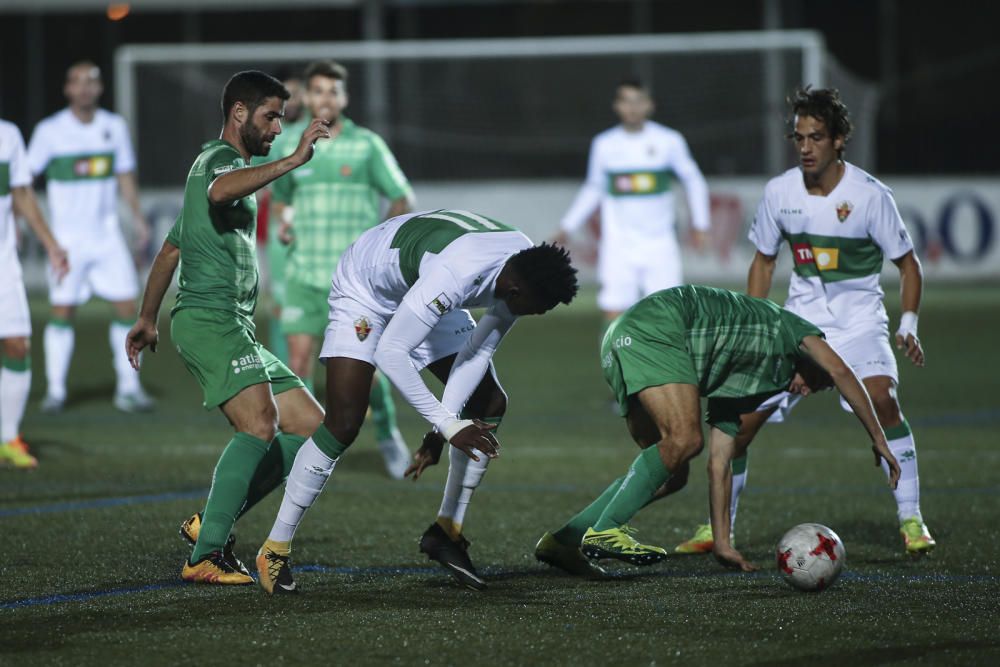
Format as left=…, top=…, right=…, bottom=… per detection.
left=600, top=305, right=777, bottom=437
left=171, top=308, right=304, bottom=410
left=281, top=280, right=329, bottom=338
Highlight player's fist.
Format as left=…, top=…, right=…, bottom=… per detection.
left=126, top=318, right=159, bottom=370
left=291, top=118, right=333, bottom=165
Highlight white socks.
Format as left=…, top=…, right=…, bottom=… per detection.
left=109, top=321, right=141, bottom=395
left=437, top=445, right=490, bottom=530
left=269, top=438, right=338, bottom=543
left=44, top=321, right=74, bottom=400
left=881, top=424, right=921, bottom=522
left=729, top=467, right=748, bottom=533
left=1, top=364, right=32, bottom=442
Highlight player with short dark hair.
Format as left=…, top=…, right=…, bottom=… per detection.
left=255, top=210, right=578, bottom=594
left=675, top=88, right=934, bottom=557
left=126, top=70, right=334, bottom=584
left=535, top=285, right=900, bottom=576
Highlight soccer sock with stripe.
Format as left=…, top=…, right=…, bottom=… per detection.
left=109, top=319, right=141, bottom=395
left=368, top=372, right=397, bottom=442
left=268, top=424, right=350, bottom=545
left=436, top=415, right=502, bottom=541
left=592, top=446, right=671, bottom=531
left=43, top=318, right=74, bottom=401
left=238, top=432, right=307, bottom=518
left=881, top=419, right=922, bottom=522
left=0, top=356, right=31, bottom=442
left=191, top=432, right=270, bottom=562
left=552, top=475, right=627, bottom=546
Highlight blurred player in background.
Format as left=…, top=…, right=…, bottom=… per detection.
left=26, top=61, right=153, bottom=413
left=0, top=119, right=69, bottom=468
left=259, top=60, right=415, bottom=479
left=676, top=88, right=934, bottom=556
left=127, top=71, right=333, bottom=584
left=255, top=210, right=577, bottom=594
left=536, top=285, right=900, bottom=576
left=555, top=79, right=710, bottom=323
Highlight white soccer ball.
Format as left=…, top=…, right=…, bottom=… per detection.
left=775, top=523, right=846, bottom=592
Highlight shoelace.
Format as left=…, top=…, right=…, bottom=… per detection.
left=265, top=552, right=290, bottom=580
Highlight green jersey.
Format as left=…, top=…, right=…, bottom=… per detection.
left=167, top=140, right=259, bottom=324
left=602, top=285, right=824, bottom=428
left=262, top=116, right=412, bottom=290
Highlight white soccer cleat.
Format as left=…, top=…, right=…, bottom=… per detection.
left=113, top=388, right=156, bottom=413
left=378, top=428, right=411, bottom=480
left=40, top=394, right=65, bottom=414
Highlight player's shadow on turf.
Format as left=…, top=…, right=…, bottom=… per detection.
left=748, top=639, right=1000, bottom=666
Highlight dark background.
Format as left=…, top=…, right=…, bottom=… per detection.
left=2, top=0, right=998, bottom=179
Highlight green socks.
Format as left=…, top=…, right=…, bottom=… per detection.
left=191, top=433, right=270, bottom=562
left=238, top=433, right=307, bottom=518
left=592, top=446, right=671, bottom=531
left=368, top=372, right=398, bottom=441
left=552, top=475, right=626, bottom=546
left=311, top=422, right=351, bottom=460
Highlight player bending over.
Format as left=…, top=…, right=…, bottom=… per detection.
left=256, top=209, right=578, bottom=594
left=127, top=71, right=333, bottom=584
left=535, top=285, right=900, bottom=576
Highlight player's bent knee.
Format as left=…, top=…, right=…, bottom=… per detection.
left=2, top=337, right=30, bottom=359
left=324, top=411, right=364, bottom=446
left=872, top=395, right=902, bottom=428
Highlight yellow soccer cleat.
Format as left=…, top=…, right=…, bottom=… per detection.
left=181, top=551, right=254, bottom=585
left=179, top=512, right=250, bottom=576
left=179, top=512, right=202, bottom=544
left=535, top=532, right=608, bottom=579
left=675, top=523, right=714, bottom=554
left=0, top=436, right=38, bottom=470
left=900, top=517, right=936, bottom=554
left=581, top=525, right=668, bottom=566
left=256, top=543, right=298, bottom=595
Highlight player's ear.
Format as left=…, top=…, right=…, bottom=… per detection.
left=233, top=101, right=248, bottom=125
left=833, top=135, right=844, bottom=153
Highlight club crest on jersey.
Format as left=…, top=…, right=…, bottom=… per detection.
left=340, top=164, right=352, bottom=177
left=354, top=317, right=372, bottom=342
left=427, top=293, right=452, bottom=316
left=836, top=200, right=853, bottom=222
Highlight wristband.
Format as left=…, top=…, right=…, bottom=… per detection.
left=439, top=419, right=475, bottom=442
left=281, top=206, right=295, bottom=224
left=897, top=311, right=918, bottom=339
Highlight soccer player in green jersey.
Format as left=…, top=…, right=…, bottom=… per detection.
left=126, top=70, right=334, bottom=584
left=260, top=61, right=415, bottom=478
left=535, top=285, right=901, bottom=576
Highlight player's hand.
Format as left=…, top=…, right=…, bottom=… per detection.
left=291, top=118, right=333, bottom=166
left=787, top=372, right=810, bottom=396
left=278, top=220, right=294, bottom=245
left=133, top=214, right=152, bottom=258
left=126, top=318, right=159, bottom=370
left=873, top=439, right=900, bottom=489
left=404, top=431, right=445, bottom=481
left=713, top=544, right=757, bottom=572
left=448, top=419, right=500, bottom=462
left=690, top=229, right=709, bottom=253
left=895, top=332, right=924, bottom=367
left=46, top=243, right=70, bottom=284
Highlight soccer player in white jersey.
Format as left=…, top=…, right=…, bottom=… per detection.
left=254, top=209, right=578, bottom=594
left=0, top=120, right=69, bottom=468
left=555, top=79, right=710, bottom=322
left=676, top=88, right=934, bottom=556
left=26, top=61, right=153, bottom=413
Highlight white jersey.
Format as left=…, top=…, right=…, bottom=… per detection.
left=749, top=162, right=914, bottom=333
left=0, top=120, right=32, bottom=275
left=561, top=120, right=710, bottom=247
left=27, top=108, right=135, bottom=243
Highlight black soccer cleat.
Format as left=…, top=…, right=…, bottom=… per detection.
left=418, top=523, right=488, bottom=591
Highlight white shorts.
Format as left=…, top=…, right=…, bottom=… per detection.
left=0, top=263, right=31, bottom=339
left=597, top=237, right=683, bottom=312
left=760, top=325, right=899, bottom=422
left=48, top=233, right=139, bottom=306
left=319, top=295, right=476, bottom=371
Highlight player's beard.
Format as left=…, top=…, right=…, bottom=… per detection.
left=241, top=122, right=274, bottom=157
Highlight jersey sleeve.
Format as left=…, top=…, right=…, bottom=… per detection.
left=399, top=263, right=466, bottom=329
left=748, top=186, right=783, bottom=255
left=165, top=214, right=182, bottom=247
left=368, top=133, right=412, bottom=201
left=205, top=146, right=246, bottom=205
left=26, top=122, right=51, bottom=177
left=113, top=116, right=137, bottom=174
left=668, top=133, right=711, bottom=232
left=7, top=126, right=32, bottom=188
left=867, top=188, right=914, bottom=261
left=560, top=135, right=603, bottom=234
left=780, top=309, right=825, bottom=345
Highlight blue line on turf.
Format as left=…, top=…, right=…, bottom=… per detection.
left=0, top=489, right=207, bottom=518
left=2, top=565, right=997, bottom=610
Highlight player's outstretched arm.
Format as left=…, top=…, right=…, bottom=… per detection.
left=11, top=185, right=69, bottom=282
left=208, top=118, right=332, bottom=205
left=746, top=250, right=777, bottom=299
left=799, top=335, right=900, bottom=488
left=892, top=250, right=925, bottom=367
left=707, top=427, right=757, bottom=572
left=127, top=240, right=180, bottom=369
